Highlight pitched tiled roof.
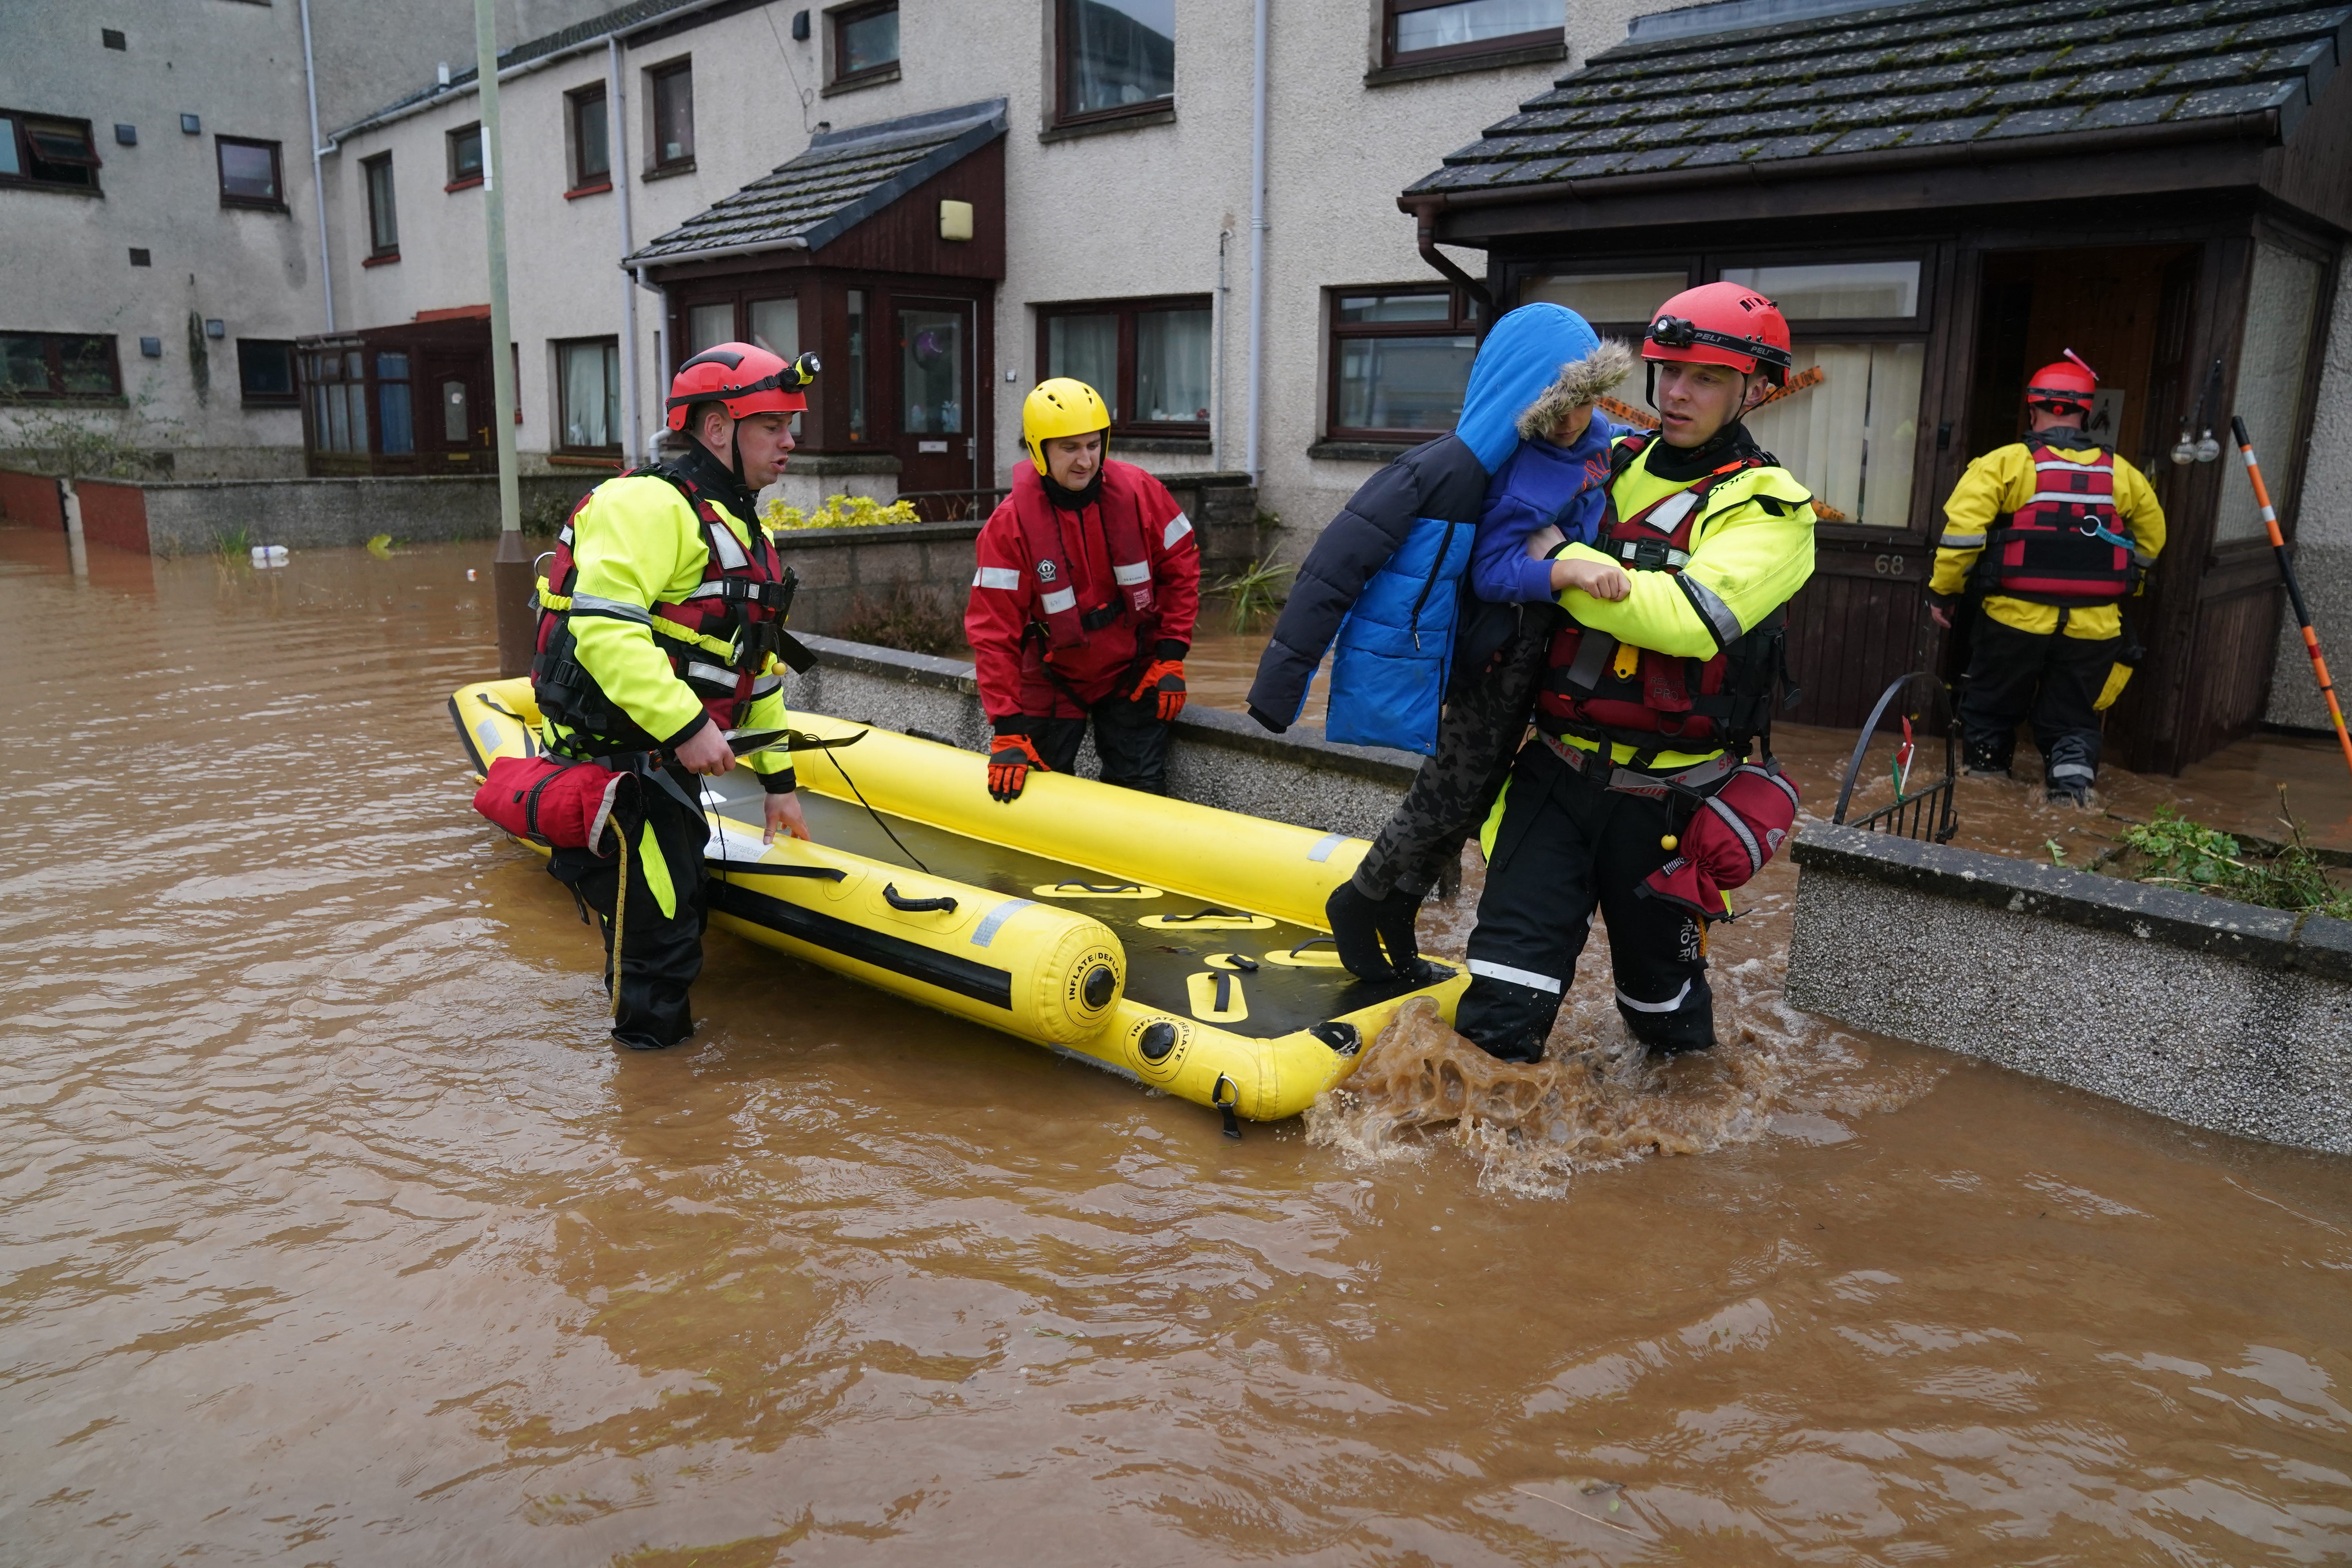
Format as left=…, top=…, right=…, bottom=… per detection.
left=623, top=100, right=1007, bottom=266
left=1409, top=0, right=2350, bottom=194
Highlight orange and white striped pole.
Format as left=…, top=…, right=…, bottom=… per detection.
left=2235, top=416, right=2352, bottom=780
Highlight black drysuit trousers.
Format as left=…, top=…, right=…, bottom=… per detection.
left=1455, top=740, right=1715, bottom=1062
left=547, top=766, right=711, bottom=1051
left=1028, top=685, right=1174, bottom=795
left=1956, top=615, right=2120, bottom=789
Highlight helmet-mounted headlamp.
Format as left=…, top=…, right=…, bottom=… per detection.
left=1647, top=314, right=1794, bottom=375
left=663, top=350, right=822, bottom=414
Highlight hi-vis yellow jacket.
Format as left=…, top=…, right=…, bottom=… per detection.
left=1929, top=441, right=2166, bottom=641
left=1546, top=441, right=1818, bottom=770
left=542, top=474, right=793, bottom=781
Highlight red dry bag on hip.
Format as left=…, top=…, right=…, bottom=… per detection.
left=1638, top=762, right=1800, bottom=922
left=473, top=754, right=633, bottom=854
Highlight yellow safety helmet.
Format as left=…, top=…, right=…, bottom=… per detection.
left=1021, top=378, right=1111, bottom=475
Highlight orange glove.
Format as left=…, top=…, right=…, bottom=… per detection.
left=1130, top=659, right=1187, bottom=722
left=987, top=731, right=1048, bottom=802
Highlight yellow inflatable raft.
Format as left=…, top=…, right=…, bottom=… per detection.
left=450, top=677, right=1465, bottom=1123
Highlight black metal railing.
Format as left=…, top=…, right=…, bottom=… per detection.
left=895, top=486, right=1012, bottom=523
left=1831, top=670, right=1959, bottom=843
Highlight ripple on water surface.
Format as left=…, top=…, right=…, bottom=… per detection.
left=1, top=534, right=2348, bottom=1566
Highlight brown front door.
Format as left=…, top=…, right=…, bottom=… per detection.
left=423, top=356, right=494, bottom=472
left=892, top=298, right=976, bottom=511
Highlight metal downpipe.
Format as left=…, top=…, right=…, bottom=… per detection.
left=298, top=0, right=334, bottom=332
left=609, top=37, right=642, bottom=467
left=1244, top=0, right=1268, bottom=484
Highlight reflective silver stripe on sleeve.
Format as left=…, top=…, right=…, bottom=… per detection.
left=1938, top=532, right=1986, bottom=549
left=1040, top=587, right=1078, bottom=615
left=1467, top=958, right=1563, bottom=995
left=570, top=592, right=653, bottom=624
left=1704, top=794, right=1765, bottom=875
left=1164, top=512, right=1194, bottom=548
left=1678, top=574, right=1744, bottom=650
left=681, top=581, right=731, bottom=599
left=2132, top=548, right=2157, bottom=566
left=1616, top=979, right=1693, bottom=1014
left=707, top=523, right=750, bottom=570
left=974, top=566, right=1023, bottom=590
left=749, top=672, right=783, bottom=697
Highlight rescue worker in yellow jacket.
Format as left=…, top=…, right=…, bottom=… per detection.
left=1455, top=283, right=1816, bottom=1063
left=1927, top=352, right=2166, bottom=804
left=528, top=343, right=817, bottom=1050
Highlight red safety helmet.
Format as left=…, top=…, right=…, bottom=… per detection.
left=664, top=342, right=820, bottom=432
left=1642, top=281, right=1793, bottom=388
left=2025, top=350, right=2098, bottom=416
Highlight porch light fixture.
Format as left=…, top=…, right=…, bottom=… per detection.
left=140, top=336, right=162, bottom=357
left=205, top=318, right=225, bottom=338
left=939, top=199, right=973, bottom=242
left=114, top=123, right=136, bottom=145
left=180, top=113, right=200, bottom=135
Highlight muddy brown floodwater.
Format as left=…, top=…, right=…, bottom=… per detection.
left=5, top=532, right=2349, bottom=1566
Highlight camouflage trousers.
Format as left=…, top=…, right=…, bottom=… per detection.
left=1350, top=611, right=1552, bottom=902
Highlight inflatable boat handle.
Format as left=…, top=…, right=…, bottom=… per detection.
left=1053, top=881, right=1143, bottom=894
left=1290, top=936, right=1338, bottom=958
left=1161, top=906, right=1246, bottom=924
left=882, top=883, right=958, bottom=914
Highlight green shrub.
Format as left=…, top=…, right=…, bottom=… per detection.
left=761, top=493, right=920, bottom=531
left=2117, top=793, right=2352, bottom=919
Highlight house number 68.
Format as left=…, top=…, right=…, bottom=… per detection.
left=1874, top=554, right=1907, bottom=575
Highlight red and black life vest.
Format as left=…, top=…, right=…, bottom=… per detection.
left=530, top=463, right=804, bottom=755
left=1534, top=434, right=1794, bottom=764
left=1007, top=463, right=1158, bottom=650
left=1979, top=438, right=2135, bottom=604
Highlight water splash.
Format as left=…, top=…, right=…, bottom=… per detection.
left=1306, top=996, right=1784, bottom=1198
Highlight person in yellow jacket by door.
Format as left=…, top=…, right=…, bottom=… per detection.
left=529, top=343, right=818, bottom=1050
left=1454, top=283, right=1816, bottom=1063
left=1927, top=352, right=2166, bottom=804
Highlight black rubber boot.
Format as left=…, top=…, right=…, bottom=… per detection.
left=1325, top=879, right=1425, bottom=981
left=1961, top=733, right=2014, bottom=777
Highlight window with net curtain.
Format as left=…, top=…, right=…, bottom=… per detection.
left=1060, top=0, right=1173, bottom=120
left=559, top=338, right=621, bottom=452
left=1041, top=301, right=1210, bottom=428
left=1721, top=261, right=1925, bottom=529
left=1329, top=289, right=1479, bottom=435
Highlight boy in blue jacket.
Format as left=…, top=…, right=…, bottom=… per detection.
left=1247, top=320, right=1633, bottom=979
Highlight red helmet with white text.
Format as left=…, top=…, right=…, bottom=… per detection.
left=2024, top=350, right=2098, bottom=417
left=664, top=342, right=820, bottom=432
left=1641, top=282, right=1794, bottom=388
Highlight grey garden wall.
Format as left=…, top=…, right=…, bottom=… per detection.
left=791, top=634, right=1417, bottom=842
left=138, top=474, right=603, bottom=554
left=1785, top=823, right=2352, bottom=1156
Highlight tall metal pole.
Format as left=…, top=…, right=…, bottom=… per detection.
left=1243, top=0, right=1268, bottom=484
left=477, top=0, right=531, bottom=677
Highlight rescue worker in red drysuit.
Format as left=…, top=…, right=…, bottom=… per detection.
left=1455, top=284, right=1817, bottom=1063
left=528, top=342, right=818, bottom=1050
left=965, top=378, right=1201, bottom=801
left=1927, top=352, right=2166, bottom=804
